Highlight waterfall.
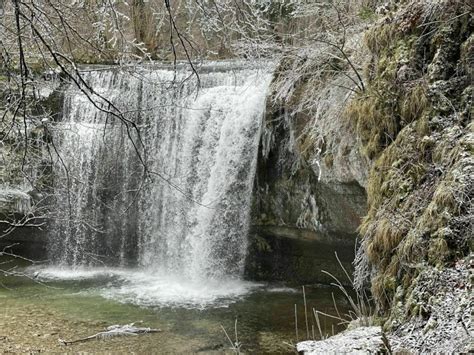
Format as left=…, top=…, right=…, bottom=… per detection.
left=49, top=62, right=272, bottom=284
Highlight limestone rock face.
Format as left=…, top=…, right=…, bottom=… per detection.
left=247, top=37, right=369, bottom=283
left=0, top=78, right=58, bottom=255
left=251, top=60, right=369, bottom=240
left=307, top=75, right=370, bottom=189
left=389, top=260, right=472, bottom=354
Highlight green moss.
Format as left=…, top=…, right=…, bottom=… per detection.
left=371, top=273, right=399, bottom=309
left=358, top=6, right=376, bottom=21
left=364, top=24, right=398, bottom=56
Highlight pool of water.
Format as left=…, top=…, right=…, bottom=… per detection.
left=0, top=258, right=350, bottom=353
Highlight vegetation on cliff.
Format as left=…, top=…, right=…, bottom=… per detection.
left=349, top=0, right=472, bottom=330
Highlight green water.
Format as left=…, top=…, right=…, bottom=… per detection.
left=0, top=259, right=349, bottom=353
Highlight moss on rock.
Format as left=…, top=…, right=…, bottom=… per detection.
left=352, top=0, right=473, bottom=322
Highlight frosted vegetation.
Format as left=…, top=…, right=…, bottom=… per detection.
left=1, top=0, right=472, bottom=353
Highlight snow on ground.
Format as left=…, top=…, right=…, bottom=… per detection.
left=297, top=326, right=385, bottom=354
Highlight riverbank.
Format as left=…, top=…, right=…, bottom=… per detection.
left=297, top=258, right=472, bottom=354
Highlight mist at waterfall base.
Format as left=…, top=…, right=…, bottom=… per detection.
left=39, top=63, right=272, bottom=308
left=35, top=267, right=259, bottom=308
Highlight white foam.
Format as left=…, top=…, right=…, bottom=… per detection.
left=32, top=266, right=120, bottom=280
left=266, top=286, right=299, bottom=293
left=31, top=266, right=262, bottom=309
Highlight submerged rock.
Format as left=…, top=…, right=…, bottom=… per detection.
left=59, top=323, right=160, bottom=346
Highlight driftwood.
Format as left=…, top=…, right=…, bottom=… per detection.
left=59, top=323, right=160, bottom=346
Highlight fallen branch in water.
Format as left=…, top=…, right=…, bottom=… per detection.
left=59, top=323, right=160, bottom=345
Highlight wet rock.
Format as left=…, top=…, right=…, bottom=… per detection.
left=245, top=226, right=355, bottom=286
left=249, top=33, right=368, bottom=285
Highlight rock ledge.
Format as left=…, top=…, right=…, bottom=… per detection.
left=297, top=326, right=385, bottom=354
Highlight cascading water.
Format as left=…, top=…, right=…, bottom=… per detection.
left=45, top=62, right=272, bottom=307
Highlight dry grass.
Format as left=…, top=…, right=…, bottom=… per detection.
left=323, top=154, right=334, bottom=168
left=358, top=119, right=473, bottom=311
left=345, top=91, right=399, bottom=159
left=364, top=24, right=397, bottom=55
left=370, top=218, right=406, bottom=264
left=400, top=84, right=429, bottom=124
